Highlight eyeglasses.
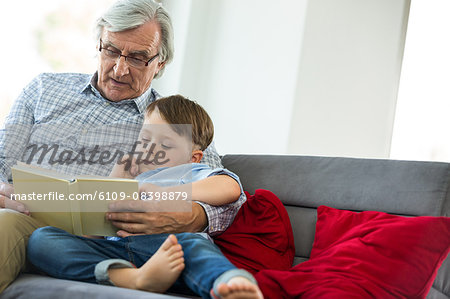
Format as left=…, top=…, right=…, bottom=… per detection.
left=99, top=39, right=159, bottom=68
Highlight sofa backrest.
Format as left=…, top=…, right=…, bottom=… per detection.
left=221, top=155, right=450, bottom=265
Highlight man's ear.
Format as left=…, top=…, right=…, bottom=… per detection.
left=155, top=61, right=167, bottom=75
left=191, top=150, right=203, bottom=163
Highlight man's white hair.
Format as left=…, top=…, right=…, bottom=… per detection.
left=95, top=0, right=174, bottom=78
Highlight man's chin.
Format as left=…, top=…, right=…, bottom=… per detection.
left=103, top=90, right=132, bottom=102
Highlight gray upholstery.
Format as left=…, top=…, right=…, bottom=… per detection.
left=2, top=155, right=449, bottom=298
left=0, top=274, right=183, bottom=298
left=222, top=155, right=450, bottom=299
left=221, top=155, right=450, bottom=217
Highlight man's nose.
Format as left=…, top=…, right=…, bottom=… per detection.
left=114, top=56, right=130, bottom=77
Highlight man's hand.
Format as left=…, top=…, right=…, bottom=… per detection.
left=0, top=182, right=30, bottom=215
left=106, top=202, right=207, bottom=237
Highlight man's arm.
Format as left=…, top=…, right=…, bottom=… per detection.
left=196, top=142, right=247, bottom=235
left=107, top=175, right=246, bottom=237
left=201, top=141, right=223, bottom=169
left=107, top=141, right=245, bottom=237
left=107, top=202, right=207, bottom=237
left=0, top=77, right=37, bottom=212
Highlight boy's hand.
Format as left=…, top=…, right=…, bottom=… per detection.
left=109, top=155, right=140, bottom=178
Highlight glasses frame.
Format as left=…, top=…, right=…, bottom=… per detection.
left=99, top=39, right=159, bottom=68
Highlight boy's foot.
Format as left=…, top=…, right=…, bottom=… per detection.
left=135, top=234, right=185, bottom=293
left=215, top=276, right=264, bottom=299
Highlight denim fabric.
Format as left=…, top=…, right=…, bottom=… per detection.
left=212, top=269, right=257, bottom=297
left=27, top=226, right=236, bottom=298
left=95, top=259, right=135, bottom=285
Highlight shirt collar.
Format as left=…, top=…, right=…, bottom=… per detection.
left=80, top=72, right=158, bottom=114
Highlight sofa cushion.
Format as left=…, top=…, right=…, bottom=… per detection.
left=255, top=206, right=450, bottom=299
left=0, top=274, right=181, bottom=299
left=213, top=189, right=295, bottom=274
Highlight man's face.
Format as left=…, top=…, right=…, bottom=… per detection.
left=96, top=21, right=165, bottom=102
left=135, top=109, right=193, bottom=174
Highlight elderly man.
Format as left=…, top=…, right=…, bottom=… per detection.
left=0, top=0, right=244, bottom=292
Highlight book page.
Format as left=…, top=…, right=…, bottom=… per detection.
left=11, top=167, right=75, bottom=234
left=76, top=178, right=139, bottom=236
left=11, top=163, right=138, bottom=236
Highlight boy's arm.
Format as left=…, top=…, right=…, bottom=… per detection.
left=137, top=163, right=244, bottom=206
left=137, top=170, right=246, bottom=236
left=138, top=175, right=240, bottom=206
left=191, top=175, right=241, bottom=205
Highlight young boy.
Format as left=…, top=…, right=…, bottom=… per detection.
left=27, top=95, right=263, bottom=299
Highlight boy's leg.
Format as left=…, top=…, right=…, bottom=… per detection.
left=27, top=226, right=132, bottom=283
left=29, top=228, right=261, bottom=297
left=174, top=233, right=262, bottom=299
left=107, top=234, right=185, bottom=293
left=110, top=232, right=262, bottom=297
left=212, top=273, right=264, bottom=299
left=0, top=209, right=44, bottom=293
left=29, top=228, right=185, bottom=293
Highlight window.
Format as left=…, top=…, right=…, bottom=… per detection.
left=391, top=0, right=450, bottom=162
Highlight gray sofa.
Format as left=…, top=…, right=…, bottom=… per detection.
left=2, top=155, right=449, bottom=298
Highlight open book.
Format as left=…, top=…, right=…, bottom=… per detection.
left=11, top=163, right=138, bottom=236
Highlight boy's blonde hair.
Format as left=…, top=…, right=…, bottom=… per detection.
left=146, top=95, right=214, bottom=151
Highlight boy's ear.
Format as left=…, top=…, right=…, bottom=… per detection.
left=191, top=150, right=203, bottom=163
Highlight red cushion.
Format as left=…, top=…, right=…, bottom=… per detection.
left=213, top=189, right=295, bottom=274
left=255, top=206, right=450, bottom=299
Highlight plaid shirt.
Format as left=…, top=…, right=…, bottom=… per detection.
left=0, top=72, right=245, bottom=236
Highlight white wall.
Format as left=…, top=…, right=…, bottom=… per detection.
left=288, top=0, right=410, bottom=158
left=151, top=0, right=192, bottom=95
left=155, top=0, right=410, bottom=157
left=154, top=0, right=308, bottom=154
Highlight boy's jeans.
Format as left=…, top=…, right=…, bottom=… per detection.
left=27, top=226, right=236, bottom=298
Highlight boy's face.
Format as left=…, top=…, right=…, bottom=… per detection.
left=135, top=109, right=194, bottom=173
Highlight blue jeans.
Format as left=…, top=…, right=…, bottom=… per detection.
left=27, top=227, right=236, bottom=298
